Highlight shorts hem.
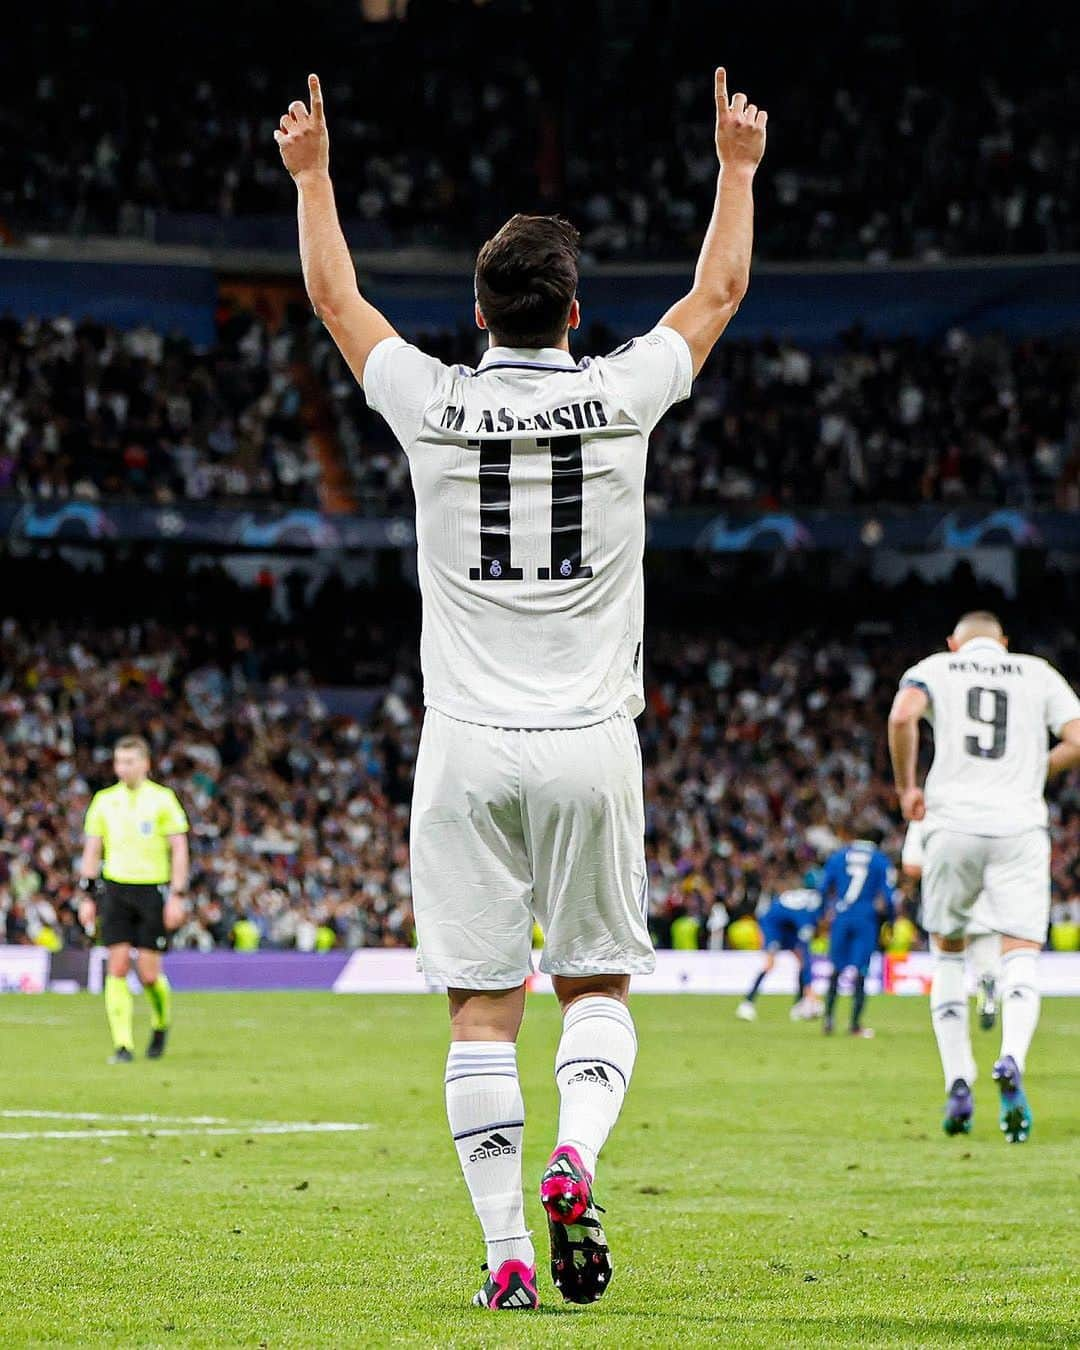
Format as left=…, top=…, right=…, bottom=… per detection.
left=539, top=959, right=656, bottom=977
left=419, top=969, right=532, bottom=991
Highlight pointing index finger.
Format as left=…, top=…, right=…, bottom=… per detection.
left=715, top=66, right=728, bottom=108
left=309, top=73, right=324, bottom=121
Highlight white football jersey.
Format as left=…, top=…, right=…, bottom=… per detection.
left=364, top=327, right=692, bottom=727
left=899, top=637, right=1080, bottom=836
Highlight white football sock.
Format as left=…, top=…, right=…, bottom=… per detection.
left=967, top=932, right=1002, bottom=985
left=999, top=948, right=1041, bottom=1072
left=554, top=996, right=638, bottom=1178
left=930, top=949, right=976, bottom=1088
left=445, top=1041, right=533, bottom=1270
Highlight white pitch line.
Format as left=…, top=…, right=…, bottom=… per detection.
left=1, top=1110, right=230, bottom=1124
left=0, top=1122, right=371, bottom=1141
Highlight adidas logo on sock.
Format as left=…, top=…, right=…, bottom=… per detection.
left=568, top=1064, right=614, bottom=1091
left=469, top=1132, right=518, bottom=1163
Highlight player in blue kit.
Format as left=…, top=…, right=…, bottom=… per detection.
left=736, top=872, right=823, bottom=1021
left=821, top=828, right=895, bottom=1038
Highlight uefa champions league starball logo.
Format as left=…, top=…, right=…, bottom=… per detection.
left=489, top=560, right=502, bottom=578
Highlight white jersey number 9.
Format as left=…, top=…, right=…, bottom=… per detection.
left=965, top=685, right=1009, bottom=760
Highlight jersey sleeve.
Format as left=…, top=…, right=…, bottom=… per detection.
left=159, top=790, right=189, bottom=836
left=595, top=326, right=693, bottom=432
left=362, top=336, right=448, bottom=451
left=83, top=793, right=105, bottom=838
left=898, top=657, right=935, bottom=713
left=1041, top=662, right=1080, bottom=737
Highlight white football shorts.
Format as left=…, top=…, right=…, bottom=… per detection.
left=410, top=706, right=654, bottom=989
left=922, top=828, right=1050, bottom=944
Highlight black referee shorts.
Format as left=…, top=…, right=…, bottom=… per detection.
left=99, top=881, right=168, bottom=951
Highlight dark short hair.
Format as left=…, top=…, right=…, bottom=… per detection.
left=474, top=214, right=580, bottom=348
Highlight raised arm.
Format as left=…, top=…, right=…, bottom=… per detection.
left=888, top=686, right=930, bottom=821
left=660, top=68, right=767, bottom=377
left=275, top=75, right=396, bottom=384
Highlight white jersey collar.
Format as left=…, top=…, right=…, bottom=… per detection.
left=476, top=346, right=580, bottom=373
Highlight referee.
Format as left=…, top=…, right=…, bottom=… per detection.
left=77, top=735, right=190, bottom=1063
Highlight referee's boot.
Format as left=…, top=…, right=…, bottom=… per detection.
left=146, top=1028, right=168, bottom=1059
left=108, top=1047, right=134, bottom=1065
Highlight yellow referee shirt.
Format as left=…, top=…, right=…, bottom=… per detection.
left=83, top=780, right=189, bottom=884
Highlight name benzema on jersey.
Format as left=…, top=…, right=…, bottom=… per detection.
left=948, top=658, right=1025, bottom=677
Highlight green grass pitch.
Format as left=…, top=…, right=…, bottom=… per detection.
left=2, top=993, right=1079, bottom=1347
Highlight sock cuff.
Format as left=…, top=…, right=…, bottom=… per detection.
left=446, top=1041, right=518, bottom=1083
left=562, top=995, right=636, bottom=1039
left=1001, top=949, right=1038, bottom=967
left=934, top=952, right=966, bottom=966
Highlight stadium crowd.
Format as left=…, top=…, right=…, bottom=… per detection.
left=3, top=602, right=1080, bottom=954
left=0, top=311, right=319, bottom=504
left=5, top=309, right=1077, bottom=514
left=3, top=4, right=1076, bottom=262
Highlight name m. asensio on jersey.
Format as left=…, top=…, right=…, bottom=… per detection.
left=439, top=399, right=609, bottom=434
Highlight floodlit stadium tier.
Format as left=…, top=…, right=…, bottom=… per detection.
left=2, top=3, right=1077, bottom=260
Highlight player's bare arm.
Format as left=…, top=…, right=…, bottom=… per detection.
left=275, top=74, right=397, bottom=383
left=77, top=834, right=103, bottom=929
left=888, top=685, right=929, bottom=820
left=1047, top=716, right=1080, bottom=780
left=165, top=833, right=190, bottom=930
left=660, top=67, right=767, bottom=376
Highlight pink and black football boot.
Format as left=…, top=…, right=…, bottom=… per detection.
left=471, top=1259, right=539, bottom=1310
left=540, top=1145, right=613, bottom=1304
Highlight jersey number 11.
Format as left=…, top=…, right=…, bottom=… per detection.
left=468, top=436, right=593, bottom=583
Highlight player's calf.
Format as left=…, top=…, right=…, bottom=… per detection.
left=445, top=1037, right=535, bottom=1294
left=545, top=991, right=636, bottom=1304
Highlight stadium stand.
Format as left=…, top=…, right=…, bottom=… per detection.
left=1, top=4, right=1076, bottom=261
left=4, top=313, right=1077, bottom=512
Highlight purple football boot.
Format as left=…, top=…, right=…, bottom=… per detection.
left=942, top=1077, right=974, bottom=1136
